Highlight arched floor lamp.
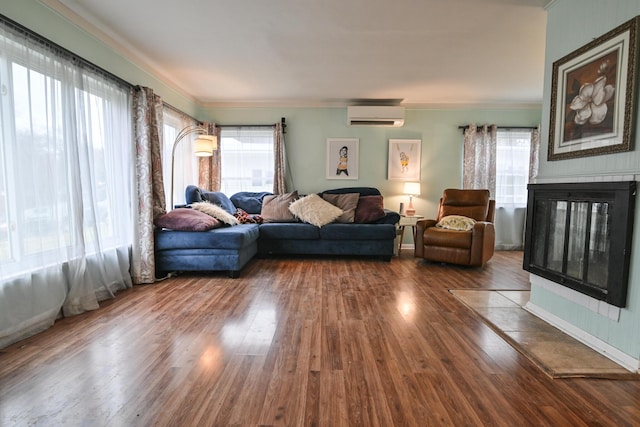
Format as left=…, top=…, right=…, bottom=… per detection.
left=170, top=125, right=217, bottom=209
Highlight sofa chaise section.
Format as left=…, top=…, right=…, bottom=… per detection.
left=155, top=224, right=259, bottom=278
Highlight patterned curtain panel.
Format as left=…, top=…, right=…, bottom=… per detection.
left=463, top=124, right=497, bottom=197
left=198, top=123, right=222, bottom=191
left=132, top=86, right=165, bottom=284
left=273, top=122, right=286, bottom=194
left=529, top=125, right=541, bottom=183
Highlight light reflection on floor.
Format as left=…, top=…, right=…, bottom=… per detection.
left=396, top=290, right=416, bottom=322
left=222, top=304, right=277, bottom=355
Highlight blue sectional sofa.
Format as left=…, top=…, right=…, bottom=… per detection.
left=154, top=186, right=400, bottom=278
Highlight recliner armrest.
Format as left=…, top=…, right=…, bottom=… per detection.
left=470, top=221, right=495, bottom=266
left=414, top=219, right=438, bottom=257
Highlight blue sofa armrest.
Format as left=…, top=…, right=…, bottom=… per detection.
left=375, top=209, right=400, bottom=225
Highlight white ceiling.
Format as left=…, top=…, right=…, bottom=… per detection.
left=46, top=0, right=550, bottom=107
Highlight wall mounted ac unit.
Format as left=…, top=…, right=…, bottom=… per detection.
left=347, top=106, right=405, bottom=127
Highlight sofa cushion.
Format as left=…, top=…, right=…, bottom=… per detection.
left=259, top=223, right=321, bottom=240
left=155, top=224, right=260, bottom=250
left=322, top=193, right=359, bottom=223
left=154, top=208, right=222, bottom=231
left=289, top=194, right=344, bottom=227
left=320, top=223, right=397, bottom=240
left=354, top=195, right=386, bottom=223
left=231, top=191, right=273, bottom=214
left=192, top=201, right=239, bottom=226
left=261, top=191, right=299, bottom=222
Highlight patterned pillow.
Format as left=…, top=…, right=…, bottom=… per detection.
left=234, top=208, right=263, bottom=224
left=289, top=194, right=344, bottom=227
left=191, top=201, right=239, bottom=226
left=436, top=215, right=476, bottom=231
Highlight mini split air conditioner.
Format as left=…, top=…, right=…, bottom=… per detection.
left=347, top=106, right=405, bottom=127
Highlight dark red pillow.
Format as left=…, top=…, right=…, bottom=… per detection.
left=354, top=195, right=386, bottom=223
left=154, top=208, right=222, bottom=231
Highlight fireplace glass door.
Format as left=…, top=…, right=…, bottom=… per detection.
left=524, top=182, right=635, bottom=308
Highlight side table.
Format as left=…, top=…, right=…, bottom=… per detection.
left=397, top=214, right=424, bottom=255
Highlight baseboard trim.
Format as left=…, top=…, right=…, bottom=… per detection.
left=524, top=301, right=640, bottom=373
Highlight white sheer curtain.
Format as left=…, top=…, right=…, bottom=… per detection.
left=463, top=125, right=539, bottom=250
left=494, top=129, right=531, bottom=250
left=0, top=21, right=134, bottom=347
left=219, top=126, right=275, bottom=195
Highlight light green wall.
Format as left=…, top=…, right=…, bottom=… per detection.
left=534, top=0, right=640, bottom=359
left=204, top=106, right=541, bottom=242
left=0, top=0, right=200, bottom=117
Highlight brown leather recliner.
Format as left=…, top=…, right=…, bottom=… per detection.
left=415, top=189, right=495, bottom=267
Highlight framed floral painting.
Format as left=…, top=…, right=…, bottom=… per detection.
left=388, top=139, right=421, bottom=181
left=548, top=16, right=639, bottom=161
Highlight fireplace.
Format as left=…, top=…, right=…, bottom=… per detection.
left=523, top=181, right=636, bottom=308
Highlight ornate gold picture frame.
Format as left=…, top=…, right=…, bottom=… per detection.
left=548, top=16, right=639, bottom=161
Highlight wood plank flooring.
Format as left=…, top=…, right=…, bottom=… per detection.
left=1, top=252, right=639, bottom=426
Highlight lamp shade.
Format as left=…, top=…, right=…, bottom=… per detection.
left=194, top=135, right=217, bottom=157
left=403, top=182, right=421, bottom=196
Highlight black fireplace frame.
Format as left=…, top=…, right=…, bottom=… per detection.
left=523, top=181, right=636, bottom=308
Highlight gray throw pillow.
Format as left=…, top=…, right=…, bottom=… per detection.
left=261, top=191, right=299, bottom=222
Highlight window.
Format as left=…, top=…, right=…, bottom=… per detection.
left=0, top=24, right=132, bottom=278
left=161, top=109, right=200, bottom=210
left=220, top=127, right=274, bottom=195
left=495, top=130, right=532, bottom=207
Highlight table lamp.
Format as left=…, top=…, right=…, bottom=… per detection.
left=403, top=182, right=421, bottom=216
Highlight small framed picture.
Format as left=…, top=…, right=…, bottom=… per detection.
left=326, top=138, right=359, bottom=180
left=388, top=139, right=421, bottom=181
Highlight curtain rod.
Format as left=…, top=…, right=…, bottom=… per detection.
left=0, top=13, right=132, bottom=90
left=162, top=102, right=203, bottom=125
left=458, top=125, right=537, bottom=131
left=218, top=117, right=287, bottom=133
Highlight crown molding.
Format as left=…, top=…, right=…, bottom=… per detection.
left=38, top=0, right=198, bottom=105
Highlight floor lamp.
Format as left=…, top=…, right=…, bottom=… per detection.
left=170, top=125, right=217, bottom=210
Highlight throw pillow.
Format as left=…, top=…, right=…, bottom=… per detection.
left=261, top=191, right=299, bottom=222
left=234, top=208, right=263, bottom=224
left=200, top=191, right=236, bottom=214
left=322, top=193, right=359, bottom=223
left=191, top=201, right=239, bottom=226
left=288, top=193, right=344, bottom=227
left=154, top=208, right=222, bottom=231
left=354, top=195, right=386, bottom=223
left=436, top=215, right=476, bottom=231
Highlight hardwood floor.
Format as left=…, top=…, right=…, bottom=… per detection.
left=1, top=251, right=639, bottom=426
